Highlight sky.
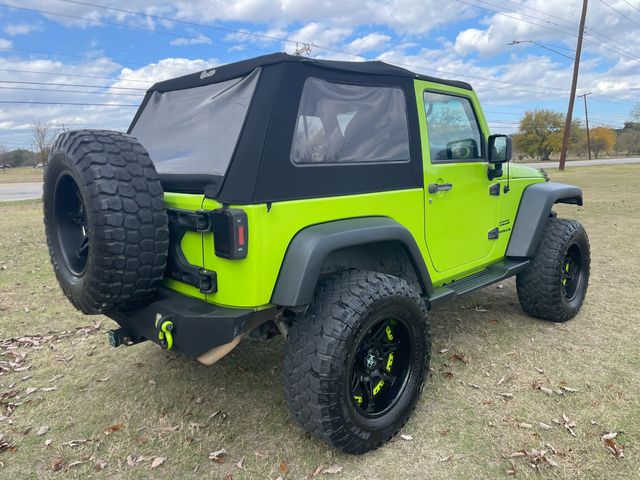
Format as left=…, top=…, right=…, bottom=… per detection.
left=0, top=0, right=639, bottom=149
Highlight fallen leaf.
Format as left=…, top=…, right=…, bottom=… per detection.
left=310, top=465, right=323, bottom=478
left=209, top=448, right=227, bottom=464
left=519, top=423, right=533, bottom=429
left=562, top=413, right=577, bottom=437
left=400, top=434, right=413, bottom=441
left=236, top=457, right=245, bottom=469
left=535, top=367, right=545, bottom=374
left=151, top=457, right=166, bottom=468
left=127, top=455, right=135, bottom=467
left=539, top=386, right=553, bottom=395
left=540, top=423, right=553, bottom=430
left=469, top=383, right=481, bottom=389
left=44, top=439, right=53, bottom=446
left=602, top=432, right=624, bottom=458
left=94, top=460, right=107, bottom=471
left=67, top=460, right=84, bottom=468
left=439, top=454, right=453, bottom=462
left=51, top=457, right=64, bottom=471
left=450, top=353, right=468, bottom=364
left=104, top=422, right=124, bottom=435
left=496, top=376, right=506, bottom=385
left=561, top=387, right=579, bottom=393
left=37, top=426, right=49, bottom=436
left=438, top=348, right=449, bottom=354
left=41, top=387, right=57, bottom=392
left=24, top=387, right=37, bottom=395
left=321, top=464, right=343, bottom=474
left=500, top=393, right=513, bottom=399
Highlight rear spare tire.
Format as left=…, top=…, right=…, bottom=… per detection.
left=43, top=130, right=169, bottom=315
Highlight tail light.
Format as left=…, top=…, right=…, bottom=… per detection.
left=212, top=208, right=248, bottom=259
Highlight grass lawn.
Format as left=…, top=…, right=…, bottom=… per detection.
left=0, top=167, right=44, bottom=184
left=1, top=165, right=639, bottom=479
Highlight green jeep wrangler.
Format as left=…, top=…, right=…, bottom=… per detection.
left=43, top=53, right=590, bottom=454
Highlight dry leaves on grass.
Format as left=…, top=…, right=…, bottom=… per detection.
left=0, top=435, right=16, bottom=454
left=104, top=422, right=125, bottom=435
left=151, top=457, right=166, bottom=468
left=279, top=461, right=289, bottom=475
left=209, top=448, right=227, bottom=464
left=449, top=353, right=468, bottom=364
left=508, top=447, right=559, bottom=470
left=561, top=413, right=577, bottom=437
left=602, top=432, right=624, bottom=458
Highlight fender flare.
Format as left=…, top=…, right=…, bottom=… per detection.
left=506, top=182, right=583, bottom=259
left=270, top=217, right=433, bottom=307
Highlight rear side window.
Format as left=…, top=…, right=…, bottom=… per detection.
left=131, top=68, right=260, bottom=177
left=423, top=91, right=483, bottom=163
left=290, top=78, right=410, bottom=165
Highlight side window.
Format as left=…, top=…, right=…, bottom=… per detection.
left=291, top=78, right=410, bottom=165
left=423, top=91, right=483, bottom=163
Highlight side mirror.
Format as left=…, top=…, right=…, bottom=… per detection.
left=487, top=134, right=512, bottom=180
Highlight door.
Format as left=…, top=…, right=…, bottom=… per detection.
left=419, top=88, right=499, bottom=273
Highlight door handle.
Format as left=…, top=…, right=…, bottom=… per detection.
left=428, top=183, right=453, bottom=194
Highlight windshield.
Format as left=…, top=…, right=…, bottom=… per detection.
left=130, top=68, right=260, bottom=177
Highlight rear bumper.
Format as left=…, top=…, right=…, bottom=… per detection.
left=108, top=288, right=275, bottom=357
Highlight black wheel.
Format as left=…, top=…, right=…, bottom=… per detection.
left=516, top=217, right=590, bottom=322
left=282, top=271, right=430, bottom=454
left=43, top=130, right=169, bottom=315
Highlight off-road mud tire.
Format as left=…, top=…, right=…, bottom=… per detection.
left=282, top=270, right=430, bottom=454
left=516, top=217, right=590, bottom=322
left=43, top=130, right=169, bottom=315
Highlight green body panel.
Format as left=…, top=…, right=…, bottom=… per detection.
left=160, top=81, right=546, bottom=309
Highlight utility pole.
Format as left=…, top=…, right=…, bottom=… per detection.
left=559, top=0, right=588, bottom=171
left=578, top=92, right=592, bottom=160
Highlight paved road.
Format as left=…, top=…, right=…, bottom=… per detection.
left=1, top=157, right=639, bottom=201
left=523, top=157, right=640, bottom=169
left=0, top=182, right=43, bottom=202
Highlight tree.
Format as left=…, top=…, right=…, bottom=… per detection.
left=32, top=121, right=54, bottom=165
left=616, top=130, right=640, bottom=155
left=515, top=110, right=565, bottom=161
left=632, top=103, right=640, bottom=119
left=589, top=127, right=616, bottom=159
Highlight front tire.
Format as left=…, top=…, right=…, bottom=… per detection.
left=516, top=217, right=590, bottom=322
left=282, top=271, right=431, bottom=454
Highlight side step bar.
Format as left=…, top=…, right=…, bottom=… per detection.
left=427, top=259, right=530, bottom=307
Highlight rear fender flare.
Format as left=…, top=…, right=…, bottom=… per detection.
left=506, top=182, right=583, bottom=259
left=270, top=217, right=433, bottom=307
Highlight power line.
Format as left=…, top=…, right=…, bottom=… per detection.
left=620, top=0, right=640, bottom=14
left=456, top=0, right=640, bottom=62
left=0, top=100, right=138, bottom=106
left=598, top=0, right=640, bottom=27
left=46, top=0, right=569, bottom=94
left=0, top=80, right=146, bottom=91
left=0, top=3, right=274, bottom=55
left=0, top=85, right=144, bottom=96
left=0, top=67, right=152, bottom=84
left=0, top=46, right=199, bottom=74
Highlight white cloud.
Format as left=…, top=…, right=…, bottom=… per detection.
left=170, top=32, right=212, bottom=46
left=346, top=33, right=391, bottom=54
left=0, top=38, right=13, bottom=49
left=4, top=23, right=42, bottom=36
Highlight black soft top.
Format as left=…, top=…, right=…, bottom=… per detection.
left=148, top=52, right=472, bottom=93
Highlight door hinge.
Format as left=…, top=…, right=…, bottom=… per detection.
left=489, top=183, right=501, bottom=196
left=488, top=227, right=500, bottom=240
left=167, top=208, right=214, bottom=233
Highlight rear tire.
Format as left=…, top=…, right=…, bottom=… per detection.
left=43, top=130, right=169, bottom=314
left=282, top=271, right=430, bottom=454
left=516, top=217, right=590, bottom=322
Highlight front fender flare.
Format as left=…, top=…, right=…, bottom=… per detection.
left=270, top=217, right=433, bottom=307
left=506, top=182, right=582, bottom=259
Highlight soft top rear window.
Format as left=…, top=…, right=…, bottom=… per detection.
left=290, top=78, right=410, bottom=165
left=130, top=68, right=260, bottom=177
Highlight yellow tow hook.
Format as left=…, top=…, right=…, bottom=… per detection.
left=155, top=313, right=174, bottom=350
